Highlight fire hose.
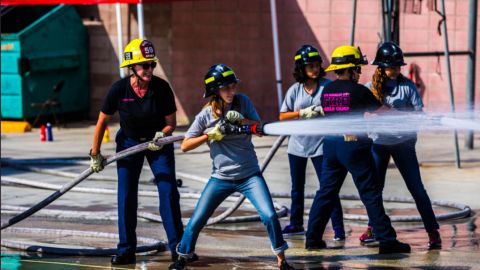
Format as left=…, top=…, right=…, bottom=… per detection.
left=1, top=135, right=185, bottom=230
left=0, top=127, right=287, bottom=255
left=0, top=135, right=185, bottom=255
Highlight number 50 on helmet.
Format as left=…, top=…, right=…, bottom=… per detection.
left=325, top=45, right=368, bottom=72
left=120, top=39, right=159, bottom=68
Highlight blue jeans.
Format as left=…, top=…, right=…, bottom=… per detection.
left=115, top=130, right=183, bottom=256
left=177, top=173, right=288, bottom=257
left=306, top=137, right=397, bottom=246
left=371, top=138, right=439, bottom=232
left=288, top=154, right=344, bottom=234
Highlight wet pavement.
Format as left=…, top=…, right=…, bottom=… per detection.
left=1, top=122, right=479, bottom=269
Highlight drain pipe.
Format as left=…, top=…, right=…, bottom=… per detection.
left=465, top=0, right=477, bottom=149
left=137, top=1, right=145, bottom=39
left=349, top=0, right=357, bottom=45
left=269, top=0, right=284, bottom=110
left=437, top=0, right=461, bottom=168
left=116, top=3, right=125, bottom=78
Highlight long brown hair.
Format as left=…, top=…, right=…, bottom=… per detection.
left=204, top=94, right=240, bottom=119
left=371, top=67, right=388, bottom=104
left=371, top=67, right=407, bottom=104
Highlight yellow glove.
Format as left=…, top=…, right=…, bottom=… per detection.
left=299, top=105, right=320, bottom=119
left=89, top=151, right=105, bottom=173
left=148, top=131, right=165, bottom=151
left=207, top=124, right=225, bottom=141
left=225, top=110, right=244, bottom=123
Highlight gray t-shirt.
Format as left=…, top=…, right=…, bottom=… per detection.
left=185, top=93, right=261, bottom=180
left=280, top=78, right=331, bottom=157
left=365, top=78, right=424, bottom=144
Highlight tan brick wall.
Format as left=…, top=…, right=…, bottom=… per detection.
left=78, top=0, right=479, bottom=125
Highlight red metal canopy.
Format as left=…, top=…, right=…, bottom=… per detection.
left=1, top=0, right=187, bottom=5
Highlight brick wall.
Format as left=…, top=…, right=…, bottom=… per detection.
left=171, top=0, right=479, bottom=121
left=76, top=3, right=176, bottom=121
left=78, top=0, right=479, bottom=124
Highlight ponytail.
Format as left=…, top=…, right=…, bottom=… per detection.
left=371, top=67, right=388, bottom=104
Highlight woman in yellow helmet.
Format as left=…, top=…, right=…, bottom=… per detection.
left=305, top=45, right=411, bottom=254
left=89, top=39, right=185, bottom=265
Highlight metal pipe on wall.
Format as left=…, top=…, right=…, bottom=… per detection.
left=269, top=0, right=283, bottom=110
left=137, top=2, right=145, bottom=39
left=439, top=0, right=461, bottom=168
left=404, top=51, right=470, bottom=57
left=116, top=3, right=125, bottom=78
left=350, top=0, right=357, bottom=45
left=393, top=0, right=400, bottom=44
left=382, top=0, right=392, bottom=42
left=465, top=0, right=477, bottom=149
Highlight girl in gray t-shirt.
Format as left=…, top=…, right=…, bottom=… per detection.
left=169, top=64, right=294, bottom=270
left=360, top=42, right=441, bottom=249
left=279, top=45, right=345, bottom=240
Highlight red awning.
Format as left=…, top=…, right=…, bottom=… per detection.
left=1, top=0, right=190, bottom=5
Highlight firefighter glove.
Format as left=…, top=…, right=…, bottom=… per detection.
left=147, top=131, right=165, bottom=151
left=313, top=105, right=325, bottom=116
left=225, top=110, right=244, bottom=123
left=207, top=124, right=225, bottom=141
left=299, top=105, right=320, bottom=119
left=90, top=151, right=105, bottom=173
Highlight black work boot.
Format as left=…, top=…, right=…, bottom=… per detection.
left=168, top=257, right=187, bottom=270
left=428, top=230, right=442, bottom=250
left=279, top=259, right=296, bottom=270
left=378, top=240, right=411, bottom=254
left=172, top=253, right=199, bottom=263
left=305, top=240, right=327, bottom=250
left=111, top=253, right=136, bottom=265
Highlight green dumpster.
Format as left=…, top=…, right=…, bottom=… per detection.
left=1, top=5, right=89, bottom=120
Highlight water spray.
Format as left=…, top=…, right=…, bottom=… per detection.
left=262, top=112, right=480, bottom=137
left=218, top=112, right=479, bottom=138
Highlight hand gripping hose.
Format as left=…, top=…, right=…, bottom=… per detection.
left=0, top=135, right=185, bottom=230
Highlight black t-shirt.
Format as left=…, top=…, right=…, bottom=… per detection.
left=101, top=76, right=177, bottom=140
left=321, top=79, right=381, bottom=117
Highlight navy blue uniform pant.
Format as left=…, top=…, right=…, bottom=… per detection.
left=288, top=154, right=344, bottom=234
left=371, top=138, right=439, bottom=232
left=306, top=137, right=397, bottom=246
left=116, top=130, right=183, bottom=256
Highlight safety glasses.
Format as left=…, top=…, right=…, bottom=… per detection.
left=140, top=62, right=157, bottom=70
left=352, top=66, right=362, bottom=74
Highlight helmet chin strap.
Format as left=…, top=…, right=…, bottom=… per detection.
left=214, top=94, right=228, bottom=119
left=131, top=67, right=144, bottom=82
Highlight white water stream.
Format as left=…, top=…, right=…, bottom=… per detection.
left=263, top=111, right=480, bottom=137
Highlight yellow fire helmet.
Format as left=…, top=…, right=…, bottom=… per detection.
left=119, top=39, right=159, bottom=68
left=325, top=45, right=368, bottom=72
